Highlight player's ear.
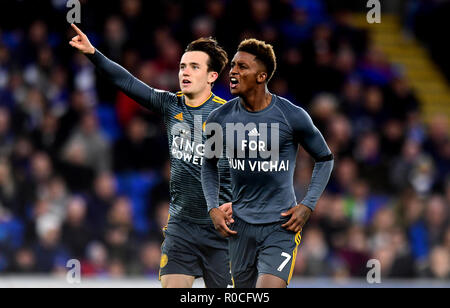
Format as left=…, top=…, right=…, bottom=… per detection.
left=256, top=71, right=268, bottom=84
left=208, top=71, right=219, bottom=85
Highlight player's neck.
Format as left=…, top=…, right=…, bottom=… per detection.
left=241, top=85, right=271, bottom=112
left=184, top=89, right=212, bottom=107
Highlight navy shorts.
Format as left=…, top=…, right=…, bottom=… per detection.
left=159, top=215, right=233, bottom=288
left=228, top=215, right=302, bottom=288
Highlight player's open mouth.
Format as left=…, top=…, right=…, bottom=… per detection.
left=230, top=77, right=239, bottom=89
left=182, top=79, right=191, bottom=85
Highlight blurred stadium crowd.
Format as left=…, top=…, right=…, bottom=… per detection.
left=0, top=0, right=449, bottom=281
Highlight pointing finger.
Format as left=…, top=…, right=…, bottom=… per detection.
left=71, top=23, right=84, bottom=36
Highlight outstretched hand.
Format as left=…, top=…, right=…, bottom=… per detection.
left=69, top=23, right=95, bottom=55
left=281, top=203, right=312, bottom=233
left=210, top=207, right=237, bottom=238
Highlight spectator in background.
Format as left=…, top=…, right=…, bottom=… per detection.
left=342, top=179, right=370, bottom=225
left=104, top=197, right=137, bottom=268
left=120, top=0, right=146, bottom=51
left=408, top=153, right=436, bottom=197
left=21, top=88, right=47, bottom=132
left=299, top=226, right=330, bottom=277
left=399, top=193, right=428, bottom=264
left=47, top=66, right=70, bottom=117
left=63, top=111, right=111, bottom=172
left=359, top=45, right=393, bottom=86
left=33, top=214, right=68, bottom=273
left=337, top=225, right=370, bottom=277
left=9, top=137, right=34, bottom=217
left=72, top=52, right=98, bottom=105
left=385, top=75, right=419, bottom=120
left=390, top=139, right=425, bottom=193
left=130, top=239, right=163, bottom=277
left=387, top=227, right=416, bottom=278
left=445, top=179, right=450, bottom=206
left=42, top=176, right=69, bottom=224
left=353, top=131, right=389, bottom=193
left=23, top=46, right=54, bottom=94
left=369, top=207, right=397, bottom=252
left=30, top=111, right=60, bottom=160
left=0, top=45, right=11, bottom=92
left=309, top=93, right=338, bottom=134
left=319, top=196, right=351, bottom=251
left=61, top=196, right=93, bottom=260
left=108, top=258, right=127, bottom=278
left=81, top=241, right=109, bottom=277
left=328, top=156, right=358, bottom=194
left=326, top=113, right=353, bottom=158
left=423, top=114, right=449, bottom=163
left=424, top=195, right=448, bottom=248
left=113, top=114, right=165, bottom=172
left=8, top=247, right=37, bottom=274
left=1, top=71, right=28, bottom=119
left=0, top=157, right=16, bottom=212
left=381, top=119, right=406, bottom=161
left=55, top=90, right=92, bottom=150
left=0, top=107, right=13, bottom=158
left=424, top=246, right=450, bottom=279
left=422, top=114, right=450, bottom=188
left=442, top=226, right=450, bottom=252
left=30, top=152, right=54, bottom=198
left=339, top=78, right=365, bottom=126
left=87, top=172, right=118, bottom=238
left=102, top=16, right=128, bottom=63
left=58, top=139, right=95, bottom=193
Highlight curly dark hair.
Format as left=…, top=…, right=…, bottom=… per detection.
left=237, top=38, right=277, bottom=82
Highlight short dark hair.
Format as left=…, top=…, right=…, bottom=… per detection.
left=237, top=38, right=277, bottom=82
left=185, top=37, right=228, bottom=75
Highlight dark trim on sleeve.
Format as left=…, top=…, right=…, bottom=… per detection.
left=315, top=153, right=334, bottom=162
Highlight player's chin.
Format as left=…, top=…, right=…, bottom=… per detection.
left=230, top=87, right=241, bottom=96
left=180, top=88, right=193, bottom=96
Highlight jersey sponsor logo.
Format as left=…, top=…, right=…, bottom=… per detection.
left=248, top=127, right=260, bottom=137
left=228, top=158, right=289, bottom=172
left=204, top=121, right=291, bottom=173
left=174, top=112, right=183, bottom=121
left=171, top=136, right=205, bottom=165
left=170, top=115, right=205, bottom=165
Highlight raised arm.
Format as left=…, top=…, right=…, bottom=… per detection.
left=69, top=23, right=171, bottom=114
